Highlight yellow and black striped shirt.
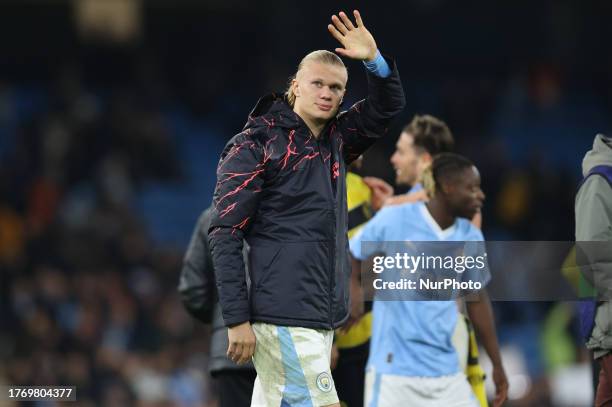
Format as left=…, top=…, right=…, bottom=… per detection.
left=337, top=172, right=373, bottom=349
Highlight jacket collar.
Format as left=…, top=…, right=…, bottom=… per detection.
left=244, top=93, right=302, bottom=131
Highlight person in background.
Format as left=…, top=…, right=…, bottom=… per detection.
left=366, top=115, right=481, bottom=226
left=575, top=134, right=612, bottom=407
left=178, top=206, right=256, bottom=407
left=348, top=114, right=489, bottom=405
left=350, top=153, right=508, bottom=407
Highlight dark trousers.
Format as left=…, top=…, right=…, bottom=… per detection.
left=333, top=341, right=369, bottom=407
left=596, top=354, right=612, bottom=407
left=214, top=369, right=257, bottom=407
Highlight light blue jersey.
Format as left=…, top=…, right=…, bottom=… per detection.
left=349, top=201, right=490, bottom=377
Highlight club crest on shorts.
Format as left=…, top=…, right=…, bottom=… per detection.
left=316, top=372, right=332, bottom=392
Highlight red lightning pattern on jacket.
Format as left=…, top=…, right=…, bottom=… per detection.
left=219, top=202, right=237, bottom=218
left=292, top=151, right=320, bottom=171
left=332, top=162, right=340, bottom=179
left=218, top=139, right=255, bottom=172
left=231, top=217, right=251, bottom=235
left=280, top=130, right=298, bottom=170
left=216, top=169, right=264, bottom=206
left=258, top=134, right=278, bottom=168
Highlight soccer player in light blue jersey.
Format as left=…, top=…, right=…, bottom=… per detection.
left=350, top=153, right=508, bottom=407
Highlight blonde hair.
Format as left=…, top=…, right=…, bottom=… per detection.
left=422, top=163, right=436, bottom=199
left=285, top=50, right=346, bottom=107
left=423, top=153, right=475, bottom=199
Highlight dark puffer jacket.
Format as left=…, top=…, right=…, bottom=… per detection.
left=208, top=56, right=405, bottom=329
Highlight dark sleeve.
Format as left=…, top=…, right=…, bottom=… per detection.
left=208, top=132, right=265, bottom=327
left=337, top=55, right=406, bottom=164
left=178, top=208, right=216, bottom=323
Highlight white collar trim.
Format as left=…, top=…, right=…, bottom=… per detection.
left=419, top=203, right=457, bottom=240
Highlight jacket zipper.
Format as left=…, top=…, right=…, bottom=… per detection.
left=294, top=112, right=338, bottom=330
left=313, top=128, right=337, bottom=329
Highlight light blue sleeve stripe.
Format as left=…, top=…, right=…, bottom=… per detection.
left=277, top=327, right=313, bottom=407
left=363, top=50, right=391, bottom=78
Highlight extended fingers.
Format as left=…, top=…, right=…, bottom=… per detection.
left=338, top=11, right=355, bottom=30
left=353, top=10, right=364, bottom=27
left=328, top=24, right=344, bottom=42
left=331, top=14, right=348, bottom=35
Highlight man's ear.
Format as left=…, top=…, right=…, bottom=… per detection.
left=440, top=181, right=455, bottom=196
left=292, top=79, right=300, bottom=97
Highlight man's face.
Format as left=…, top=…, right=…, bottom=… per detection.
left=443, top=166, right=485, bottom=219
left=292, top=61, right=347, bottom=128
left=390, top=132, right=421, bottom=186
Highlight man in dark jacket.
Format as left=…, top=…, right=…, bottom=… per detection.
left=178, top=207, right=256, bottom=407
left=208, top=9, right=405, bottom=406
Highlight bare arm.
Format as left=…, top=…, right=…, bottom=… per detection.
left=362, top=176, right=394, bottom=211
left=384, top=189, right=428, bottom=207
left=342, top=256, right=365, bottom=332
left=466, top=291, right=508, bottom=407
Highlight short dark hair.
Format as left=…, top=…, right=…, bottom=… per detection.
left=402, top=115, right=454, bottom=155
left=422, top=153, right=474, bottom=198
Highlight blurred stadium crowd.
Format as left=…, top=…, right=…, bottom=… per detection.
left=1, top=1, right=612, bottom=406
left=0, top=70, right=216, bottom=405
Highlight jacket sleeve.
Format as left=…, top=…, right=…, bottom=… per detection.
left=208, top=132, right=265, bottom=327
left=337, top=54, right=406, bottom=164
left=178, top=208, right=216, bottom=323
left=575, top=175, right=612, bottom=299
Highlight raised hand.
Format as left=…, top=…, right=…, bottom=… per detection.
left=363, top=176, right=394, bottom=211
left=328, top=10, right=378, bottom=61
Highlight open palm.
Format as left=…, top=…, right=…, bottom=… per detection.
left=328, top=10, right=378, bottom=62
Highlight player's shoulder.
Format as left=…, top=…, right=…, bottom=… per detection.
left=579, top=172, right=612, bottom=195
left=400, top=200, right=427, bottom=217
left=380, top=200, right=415, bottom=215
left=224, top=124, right=272, bottom=151
left=366, top=205, right=397, bottom=229
left=456, top=218, right=484, bottom=241
left=373, top=201, right=420, bottom=225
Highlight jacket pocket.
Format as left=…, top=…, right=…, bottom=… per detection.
left=252, top=241, right=331, bottom=321
left=249, top=244, right=282, bottom=291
